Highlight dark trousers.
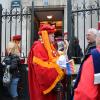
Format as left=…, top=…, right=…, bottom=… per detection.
left=0, top=79, right=3, bottom=99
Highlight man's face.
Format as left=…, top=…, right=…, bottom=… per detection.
left=49, top=34, right=54, bottom=43
left=86, top=32, right=96, bottom=43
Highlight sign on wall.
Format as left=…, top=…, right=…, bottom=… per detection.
left=11, top=0, right=21, bottom=8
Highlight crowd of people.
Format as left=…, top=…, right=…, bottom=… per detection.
left=28, top=24, right=100, bottom=100
left=0, top=23, right=100, bottom=100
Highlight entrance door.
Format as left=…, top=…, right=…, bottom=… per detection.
left=34, top=7, right=64, bottom=50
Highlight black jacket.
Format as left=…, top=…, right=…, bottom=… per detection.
left=0, top=63, right=3, bottom=80
left=85, top=42, right=96, bottom=55
left=3, top=54, right=21, bottom=78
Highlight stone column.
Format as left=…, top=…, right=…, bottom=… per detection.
left=64, top=3, right=67, bottom=33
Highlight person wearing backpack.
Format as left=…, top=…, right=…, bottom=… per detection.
left=2, top=41, right=21, bottom=100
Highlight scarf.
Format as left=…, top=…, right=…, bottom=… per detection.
left=91, top=49, right=100, bottom=84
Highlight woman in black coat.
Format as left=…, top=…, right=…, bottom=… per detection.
left=2, top=42, right=21, bottom=100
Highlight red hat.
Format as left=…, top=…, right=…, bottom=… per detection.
left=38, top=24, right=56, bottom=35
left=12, top=35, right=21, bottom=41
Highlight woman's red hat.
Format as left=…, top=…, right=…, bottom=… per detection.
left=12, top=35, right=21, bottom=41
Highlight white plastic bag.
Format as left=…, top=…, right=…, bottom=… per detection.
left=56, top=55, right=66, bottom=69
left=3, top=65, right=12, bottom=86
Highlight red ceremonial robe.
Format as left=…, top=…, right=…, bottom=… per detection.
left=74, top=47, right=100, bottom=100
left=28, top=41, right=62, bottom=100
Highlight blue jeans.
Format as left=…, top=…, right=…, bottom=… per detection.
left=9, top=78, right=19, bottom=97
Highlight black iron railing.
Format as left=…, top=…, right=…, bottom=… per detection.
left=71, top=0, right=100, bottom=53
left=0, top=3, right=35, bottom=59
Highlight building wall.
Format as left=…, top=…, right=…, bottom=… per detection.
left=34, top=0, right=66, bottom=6
left=0, top=0, right=32, bottom=57
left=0, top=0, right=11, bottom=9
left=0, top=0, right=68, bottom=57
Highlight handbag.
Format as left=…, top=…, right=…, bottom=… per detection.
left=3, top=65, right=12, bottom=86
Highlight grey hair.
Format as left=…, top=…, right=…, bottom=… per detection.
left=87, top=28, right=98, bottom=35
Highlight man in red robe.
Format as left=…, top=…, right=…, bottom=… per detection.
left=28, top=24, right=64, bottom=100
left=74, top=31, right=100, bottom=100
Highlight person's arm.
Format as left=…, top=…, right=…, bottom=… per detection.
left=74, top=56, right=98, bottom=100
left=2, top=57, right=8, bottom=68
